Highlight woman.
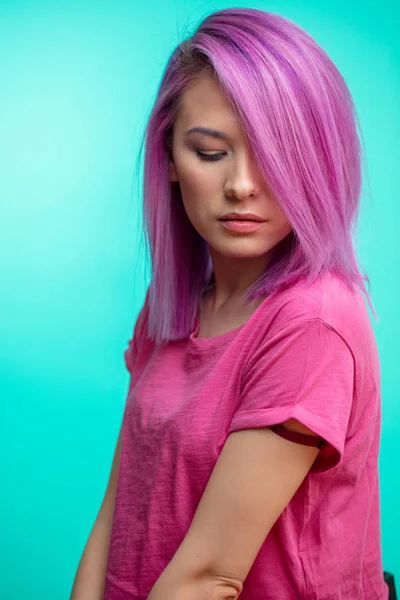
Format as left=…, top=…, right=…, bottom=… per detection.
left=70, top=7, right=387, bottom=600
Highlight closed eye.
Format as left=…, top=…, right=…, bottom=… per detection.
left=195, top=150, right=226, bottom=162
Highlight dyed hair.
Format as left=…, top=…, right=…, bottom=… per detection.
left=133, top=7, right=376, bottom=346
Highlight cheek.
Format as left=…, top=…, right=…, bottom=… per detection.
left=181, top=196, right=210, bottom=231
left=271, top=201, right=291, bottom=232
left=180, top=164, right=217, bottom=195
left=177, top=186, right=206, bottom=233
left=277, top=215, right=292, bottom=235
left=178, top=174, right=217, bottom=220
left=176, top=151, right=221, bottom=193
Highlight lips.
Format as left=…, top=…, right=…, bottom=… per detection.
left=219, top=213, right=265, bottom=222
left=219, top=219, right=264, bottom=233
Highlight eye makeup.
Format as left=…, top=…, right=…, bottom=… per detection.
left=195, top=150, right=226, bottom=162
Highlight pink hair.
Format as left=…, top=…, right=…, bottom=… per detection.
left=134, top=7, right=376, bottom=345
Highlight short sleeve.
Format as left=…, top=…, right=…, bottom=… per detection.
left=228, top=318, right=355, bottom=472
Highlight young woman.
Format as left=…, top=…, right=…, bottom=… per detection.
left=70, top=7, right=388, bottom=600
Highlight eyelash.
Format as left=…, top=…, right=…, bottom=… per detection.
left=195, top=150, right=226, bottom=162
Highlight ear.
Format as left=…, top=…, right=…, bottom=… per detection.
left=169, top=159, right=179, bottom=183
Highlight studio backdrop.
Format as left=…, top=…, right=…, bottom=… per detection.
left=0, top=1, right=398, bottom=598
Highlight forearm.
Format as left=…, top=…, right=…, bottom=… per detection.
left=69, top=515, right=113, bottom=600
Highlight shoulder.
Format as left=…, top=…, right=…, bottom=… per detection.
left=257, top=272, right=372, bottom=345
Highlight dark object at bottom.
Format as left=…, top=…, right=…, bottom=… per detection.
left=384, top=572, right=397, bottom=600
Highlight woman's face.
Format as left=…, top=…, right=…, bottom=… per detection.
left=169, top=69, right=292, bottom=262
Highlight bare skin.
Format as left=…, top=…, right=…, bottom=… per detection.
left=196, top=284, right=266, bottom=338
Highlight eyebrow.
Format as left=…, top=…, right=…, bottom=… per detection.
left=184, top=127, right=229, bottom=140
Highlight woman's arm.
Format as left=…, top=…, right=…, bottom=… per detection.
left=69, top=427, right=122, bottom=600
left=147, top=420, right=320, bottom=600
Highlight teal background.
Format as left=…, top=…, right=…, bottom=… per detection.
left=0, top=1, right=398, bottom=598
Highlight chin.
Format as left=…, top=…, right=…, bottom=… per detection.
left=211, top=242, right=275, bottom=259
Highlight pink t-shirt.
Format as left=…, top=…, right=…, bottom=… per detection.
left=104, top=272, right=388, bottom=600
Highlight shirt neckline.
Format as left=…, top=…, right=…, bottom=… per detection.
left=188, top=291, right=275, bottom=351
left=188, top=315, right=245, bottom=350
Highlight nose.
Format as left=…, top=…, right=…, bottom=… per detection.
left=224, top=148, right=261, bottom=200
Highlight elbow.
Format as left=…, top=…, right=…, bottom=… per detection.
left=208, top=575, right=243, bottom=600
